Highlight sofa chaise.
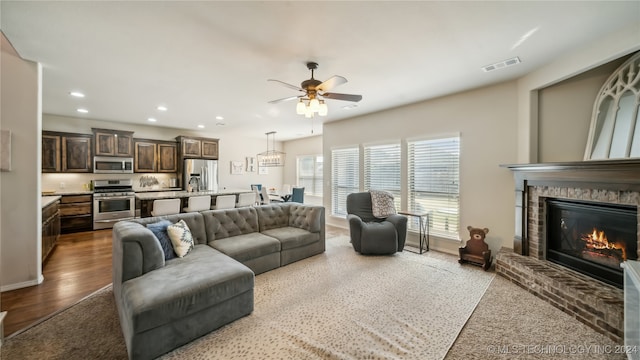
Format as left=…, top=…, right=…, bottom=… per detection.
left=112, top=203, right=325, bottom=360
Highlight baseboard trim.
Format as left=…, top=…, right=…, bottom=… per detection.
left=1, top=274, right=44, bottom=292
left=0, top=311, right=7, bottom=347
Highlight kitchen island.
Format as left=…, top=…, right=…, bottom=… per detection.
left=135, top=188, right=253, bottom=217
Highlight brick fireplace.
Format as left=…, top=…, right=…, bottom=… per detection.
left=498, top=159, right=640, bottom=342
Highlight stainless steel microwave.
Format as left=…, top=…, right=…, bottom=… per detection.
left=93, top=156, right=134, bottom=173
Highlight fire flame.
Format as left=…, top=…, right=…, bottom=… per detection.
left=581, top=228, right=627, bottom=260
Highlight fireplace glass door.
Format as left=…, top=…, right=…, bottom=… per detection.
left=546, top=199, right=638, bottom=288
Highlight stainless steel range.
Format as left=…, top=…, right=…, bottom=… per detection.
left=93, top=179, right=135, bottom=230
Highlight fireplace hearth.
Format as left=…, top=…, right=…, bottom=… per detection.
left=499, top=159, right=640, bottom=342
left=546, top=199, right=638, bottom=288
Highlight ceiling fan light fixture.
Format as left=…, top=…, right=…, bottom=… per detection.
left=296, top=100, right=306, bottom=115
left=304, top=107, right=314, bottom=118
left=309, top=98, right=320, bottom=112
left=318, top=101, right=328, bottom=116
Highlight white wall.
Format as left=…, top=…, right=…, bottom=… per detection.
left=517, top=22, right=640, bottom=163
left=323, top=81, right=519, bottom=255
left=537, top=56, right=630, bottom=162
left=1, top=33, right=43, bottom=291
left=42, top=114, right=284, bottom=193
left=283, top=135, right=323, bottom=206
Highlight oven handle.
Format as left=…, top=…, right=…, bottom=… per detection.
left=94, top=196, right=135, bottom=201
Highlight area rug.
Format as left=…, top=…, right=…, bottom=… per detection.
left=2, top=236, right=495, bottom=360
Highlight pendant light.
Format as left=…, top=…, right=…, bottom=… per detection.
left=257, top=131, right=286, bottom=167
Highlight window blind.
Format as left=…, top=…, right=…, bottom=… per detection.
left=364, top=143, right=401, bottom=210
left=331, top=147, right=359, bottom=217
left=407, top=136, right=460, bottom=239
left=297, top=155, right=323, bottom=196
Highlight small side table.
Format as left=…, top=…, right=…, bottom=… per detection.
left=398, top=211, right=429, bottom=254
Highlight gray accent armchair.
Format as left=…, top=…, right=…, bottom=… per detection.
left=346, top=192, right=407, bottom=255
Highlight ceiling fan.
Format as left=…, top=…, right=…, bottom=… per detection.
left=267, top=62, right=362, bottom=117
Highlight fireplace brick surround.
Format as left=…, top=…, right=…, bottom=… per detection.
left=499, top=160, right=640, bottom=342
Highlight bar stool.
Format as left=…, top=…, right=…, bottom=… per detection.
left=213, top=195, right=236, bottom=210
left=236, top=192, right=255, bottom=207
left=183, top=195, right=211, bottom=212
left=151, top=198, right=181, bottom=216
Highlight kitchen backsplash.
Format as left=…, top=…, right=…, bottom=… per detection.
left=42, top=173, right=179, bottom=192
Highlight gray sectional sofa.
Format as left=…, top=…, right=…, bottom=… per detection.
left=112, top=203, right=325, bottom=360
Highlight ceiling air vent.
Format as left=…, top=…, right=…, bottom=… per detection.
left=482, top=57, right=521, bottom=72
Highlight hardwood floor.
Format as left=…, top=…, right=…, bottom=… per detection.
left=1, top=229, right=113, bottom=337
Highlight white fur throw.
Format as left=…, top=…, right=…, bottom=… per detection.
left=370, top=190, right=396, bottom=218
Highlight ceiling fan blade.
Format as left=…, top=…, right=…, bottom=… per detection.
left=267, top=79, right=304, bottom=92
left=322, top=92, right=362, bottom=102
left=268, top=95, right=301, bottom=104
left=316, top=75, right=347, bottom=92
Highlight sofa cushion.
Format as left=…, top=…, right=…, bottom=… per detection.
left=202, top=207, right=259, bottom=240
left=288, top=204, right=323, bottom=233
left=209, top=232, right=281, bottom=263
left=167, top=220, right=194, bottom=258
left=121, top=245, right=254, bottom=334
left=146, top=220, right=176, bottom=260
left=255, top=204, right=290, bottom=231
left=133, top=212, right=208, bottom=245
left=261, top=227, right=320, bottom=250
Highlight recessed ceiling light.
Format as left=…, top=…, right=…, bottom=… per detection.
left=147, top=118, right=157, bottom=122
left=69, top=91, right=85, bottom=98
left=76, top=108, right=89, bottom=113
left=157, top=105, right=168, bottom=111
left=215, top=116, right=224, bottom=120
left=197, top=125, right=205, bottom=129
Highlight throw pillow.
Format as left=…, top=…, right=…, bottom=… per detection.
left=370, top=190, right=396, bottom=218
left=146, top=220, right=176, bottom=261
left=167, top=219, right=194, bottom=257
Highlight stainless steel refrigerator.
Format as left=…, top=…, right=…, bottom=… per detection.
left=183, top=159, right=218, bottom=192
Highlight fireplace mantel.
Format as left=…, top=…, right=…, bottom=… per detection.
left=502, top=159, right=640, bottom=254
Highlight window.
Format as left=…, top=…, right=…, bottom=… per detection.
left=364, top=143, right=401, bottom=210
left=331, top=147, right=359, bottom=217
left=408, top=136, right=460, bottom=239
left=297, top=155, right=323, bottom=196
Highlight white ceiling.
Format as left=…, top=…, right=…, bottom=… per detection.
left=2, top=1, right=639, bottom=141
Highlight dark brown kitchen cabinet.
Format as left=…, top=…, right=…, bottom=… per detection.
left=201, top=139, right=218, bottom=159
left=42, top=134, right=61, bottom=172
left=62, top=135, right=92, bottom=172
left=177, top=136, right=218, bottom=159
left=157, top=142, right=178, bottom=172
left=42, top=131, right=92, bottom=173
left=60, top=194, right=93, bottom=233
left=134, top=139, right=178, bottom=173
left=42, top=199, right=60, bottom=263
left=93, top=128, right=134, bottom=157
left=134, top=140, right=157, bottom=172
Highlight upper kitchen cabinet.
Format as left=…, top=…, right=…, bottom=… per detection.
left=93, top=128, right=134, bottom=157
left=42, top=131, right=92, bottom=173
left=42, top=133, right=61, bottom=172
left=134, top=140, right=157, bottom=172
left=177, top=136, right=218, bottom=159
left=134, top=139, right=178, bottom=173
left=62, top=135, right=93, bottom=172
left=157, top=141, right=178, bottom=172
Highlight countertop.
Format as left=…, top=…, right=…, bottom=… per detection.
left=135, top=187, right=182, bottom=193
left=42, top=190, right=93, bottom=196
left=135, top=188, right=253, bottom=200
left=42, top=196, right=62, bottom=208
